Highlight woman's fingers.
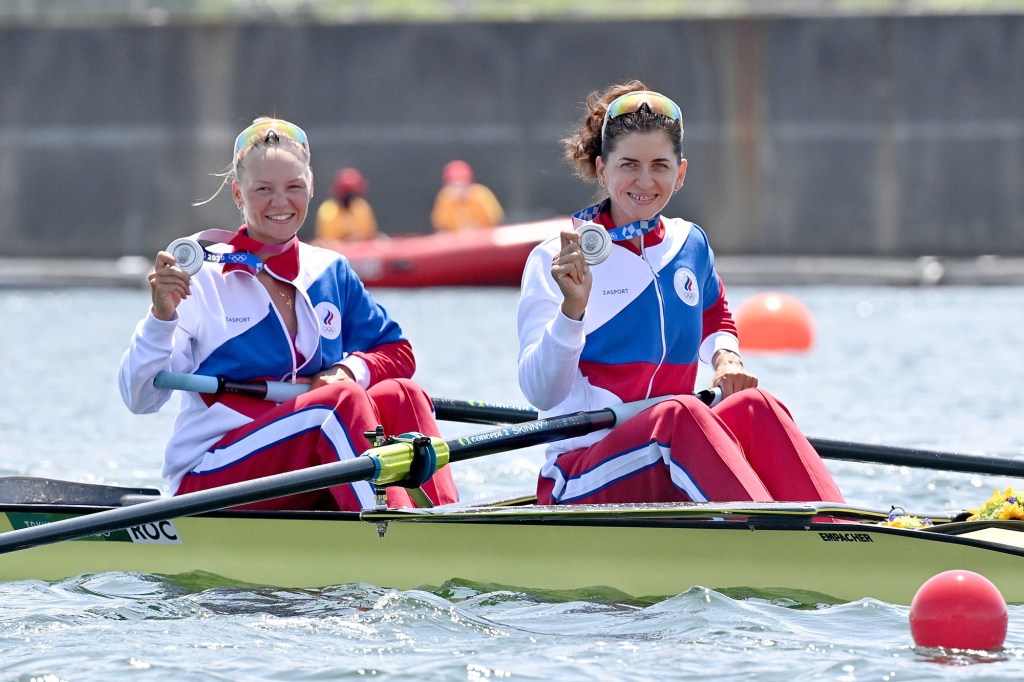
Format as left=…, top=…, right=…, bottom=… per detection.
left=553, top=229, right=588, bottom=284
left=149, top=251, right=192, bottom=320
left=713, top=370, right=759, bottom=397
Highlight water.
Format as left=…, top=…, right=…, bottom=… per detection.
left=2, top=285, right=1024, bottom=680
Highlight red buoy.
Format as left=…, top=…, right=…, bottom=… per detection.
left=734, top=292, right=814, bottom=353
left=909, top=570, right=1008, bottom=650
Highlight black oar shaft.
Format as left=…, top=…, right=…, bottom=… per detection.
left=809, top=438, right=1022, bottom=478
left=220, top=378, right=269, bottom=399
left=432, top=397, right=538, bottom=425
left=0, top=457, right=377, bottom=555
left=434, top=390, right=719, bottom=426
left=445, top=411, right=616, bottom=463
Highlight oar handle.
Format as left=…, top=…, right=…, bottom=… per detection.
left=154, top=371, right=308, bottom=402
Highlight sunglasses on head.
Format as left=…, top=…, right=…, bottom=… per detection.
left=600, top=90, right=683, bottom=148
left=233, top=119, right=309, bottom=161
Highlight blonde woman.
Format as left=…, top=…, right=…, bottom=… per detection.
left=120, top=117, right=457, bottom=510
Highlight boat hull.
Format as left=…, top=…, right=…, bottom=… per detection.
left=2, top=504, right=1022, bottom=604
left=324, top=218, right=562, bottom=288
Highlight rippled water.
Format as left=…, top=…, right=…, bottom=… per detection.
left=2, top=285, right=1024, bottom=680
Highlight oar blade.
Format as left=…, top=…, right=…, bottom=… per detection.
left=0, top=456, right=380, bottom=555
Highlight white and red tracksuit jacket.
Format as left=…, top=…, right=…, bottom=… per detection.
left=119, top=228, right=413, bottom=493
left=517, top=214, right=741, bottom=462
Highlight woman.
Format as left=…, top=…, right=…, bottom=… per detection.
left=119, top=117, right=457, bottom=511
left=517, top=82, right=844, bottom=506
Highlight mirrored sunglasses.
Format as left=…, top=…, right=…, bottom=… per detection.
left=233, top=119, right=309, bottom=158
left=601, top=91, right=683, bottom=146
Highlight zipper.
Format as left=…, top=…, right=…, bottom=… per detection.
left=640, top=239, right=668, bottom=399
left=260, top=272, right=300, bottom=383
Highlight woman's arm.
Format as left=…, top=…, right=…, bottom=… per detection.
left=516, top=240, right=588, bottom=411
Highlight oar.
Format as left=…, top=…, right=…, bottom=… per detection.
left=155, top=373, right=1022, bottom=476
left=431, top=397, right=539, bottom=425
left=430, top=392, right=723, bottom=423
left=0, top=395, right=671, bottom=555
left=805, top=438, right=1024, bottom=478
left=407, top=398, right=1024, bottom=480
left=153, top=371, right=722, bottom=418
left=154, top=371, right=308, bottom=402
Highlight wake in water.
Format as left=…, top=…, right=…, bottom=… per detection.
left=0, top=573, right=1021, bottom=680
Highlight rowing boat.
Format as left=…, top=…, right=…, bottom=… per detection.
left=1, top=476, right=1022, bottom=605
left=4, top=395, right=1022, bottom=605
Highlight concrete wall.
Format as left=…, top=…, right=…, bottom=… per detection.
left=1, top=15, right=1022, bottom=258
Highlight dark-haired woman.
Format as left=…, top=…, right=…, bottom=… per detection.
left=517, top=84, right=843, bottom=506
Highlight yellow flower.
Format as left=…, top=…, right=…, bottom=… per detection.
left=880, top=510, right=933, bottom=529
left=967, top=487, right=1024, bottom=521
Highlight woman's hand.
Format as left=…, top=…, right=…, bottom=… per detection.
left=149, top=250, right=192, bottom=321
left=710, top=350, right=758, bottom=397
left=552, top=228, right=592, bottom=321
left=310, top=365, right=355, bottom=388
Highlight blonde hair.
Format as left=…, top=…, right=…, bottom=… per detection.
left=194, top=116, right=312, bottom=207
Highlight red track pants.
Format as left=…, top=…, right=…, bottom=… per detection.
left=177, top=378, right=458, bottom=511
left=537, top=388, right=844, bottom=505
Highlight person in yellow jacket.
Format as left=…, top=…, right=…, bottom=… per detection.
left=430, top=160, right=504, bottom=232
left=315, top=168, right=378, bottom=241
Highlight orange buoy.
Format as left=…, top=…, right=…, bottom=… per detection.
left=734, top=292, right=814, bottom=353
left=909, top=570, right=1007, bottom=650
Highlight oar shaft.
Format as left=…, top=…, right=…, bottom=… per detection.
left=446, top=411, right=613, bottom=463
left=156, top=372, right=720, bottom=422
left=442, top=395, right=677, bottom=464
left=431, top=397, right=538, bottom=425
left=433, top=389, right=721, bottom=425
left=809, top=438, right=1023, bottom=478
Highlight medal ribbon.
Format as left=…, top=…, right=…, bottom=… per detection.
left=571, top=199, right=661, bottom=241
left=191, top=228, right=297, bottom=272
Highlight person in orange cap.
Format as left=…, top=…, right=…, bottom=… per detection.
left=315, top=167, right=379, bottom=242
left=430, top=160, right=504, bottom=232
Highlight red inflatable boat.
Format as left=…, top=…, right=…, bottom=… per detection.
left=322, top=218, right=564, bottom=288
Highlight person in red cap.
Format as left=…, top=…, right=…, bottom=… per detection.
left=430, top=160, right=504, bottom=232
left=314, top=167, right=379, bottom=242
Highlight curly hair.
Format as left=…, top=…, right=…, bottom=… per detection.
left=561, top=80, right=684, bottom=183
